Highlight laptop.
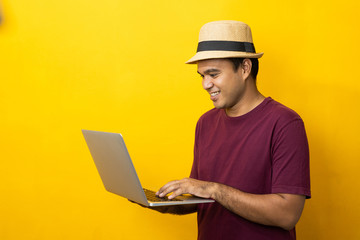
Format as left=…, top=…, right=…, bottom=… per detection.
left=82, top=130, right=214, bottom=207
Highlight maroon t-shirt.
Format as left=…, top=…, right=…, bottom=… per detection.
left=190, top=97, right=311, bottom=240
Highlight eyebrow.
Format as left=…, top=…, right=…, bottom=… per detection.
left=197, top=68, right=220, bottom=75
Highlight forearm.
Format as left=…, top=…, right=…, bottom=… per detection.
left=211, top=183, right=305, bottom=230
left=157, top=178, right=305, bottom=229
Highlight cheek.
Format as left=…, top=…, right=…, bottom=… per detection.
left=219, top=77, right=239, bottom=93
left=214, top=77, right=229, bottom=90
left=224, top=81, right=245, bottom=103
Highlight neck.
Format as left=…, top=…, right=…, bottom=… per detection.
left=225, top=83, right=265, bottom=117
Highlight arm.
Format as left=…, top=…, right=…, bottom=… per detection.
left=157, top=178, right=305, bottom=230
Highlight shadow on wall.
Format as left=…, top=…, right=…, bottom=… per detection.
left=0, top=0, right=16, bottom=32
left=0, top=0, right=5, bottom=26
left=300, top=125, right=330, bottom=239
left=0, top=2, right=2, bottom=25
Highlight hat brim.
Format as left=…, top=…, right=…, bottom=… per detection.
left=185, top=51, right=264, bottom=64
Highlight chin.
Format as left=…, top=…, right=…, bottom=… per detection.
left=213, top=102, right=226, bottom=109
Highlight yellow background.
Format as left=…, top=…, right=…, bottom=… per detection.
left=1, top=0, right=360, bottom=239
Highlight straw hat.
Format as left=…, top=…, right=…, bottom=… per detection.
left=186, top=20, right=263, bottom=64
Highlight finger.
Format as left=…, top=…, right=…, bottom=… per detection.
left=159, top=181, right=186, bottom=197
left=158, top=182, right=181, bottom=198
left=168, top=187, right=187, bottom=199
left=156, top=180, right=179, bottom=196
left=163, top=178, right=191, bottom=198
left=157, top=178, right=193, bottom=197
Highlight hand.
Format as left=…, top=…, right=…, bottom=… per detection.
left=156, top=178, right=216, bottom=200
left=128, top=199, right=197, bottom=215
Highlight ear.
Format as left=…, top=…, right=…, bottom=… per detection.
left=239, top=58, right=252, bottom=80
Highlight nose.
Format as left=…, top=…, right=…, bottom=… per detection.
left=202, top=76, right=214, bottom=90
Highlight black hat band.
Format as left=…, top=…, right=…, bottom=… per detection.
left=197, top=40, right=256, bottom=53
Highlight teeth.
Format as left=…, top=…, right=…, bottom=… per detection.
left=211, top=91, right=220, bottom=97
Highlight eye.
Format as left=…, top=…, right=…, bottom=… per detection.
left=210, top=73, right=218, bottom=78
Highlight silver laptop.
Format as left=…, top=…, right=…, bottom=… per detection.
left=82, top=130, right=214, bottom=207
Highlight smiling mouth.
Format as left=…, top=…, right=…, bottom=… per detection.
left=210, top=91, right=220, bottom=97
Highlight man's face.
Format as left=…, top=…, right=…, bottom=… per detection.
left=197, top=59, right=246, bottom=112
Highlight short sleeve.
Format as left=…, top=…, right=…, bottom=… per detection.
left=271, top=119, right=311, bottom=198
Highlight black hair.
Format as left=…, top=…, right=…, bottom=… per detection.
left=228, top=58, right=259, bottom=80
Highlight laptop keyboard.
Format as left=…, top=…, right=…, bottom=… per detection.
left=143, top=188, right=183, bottom=202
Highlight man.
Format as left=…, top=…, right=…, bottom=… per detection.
left=153, top=20, right=310, bottom=240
